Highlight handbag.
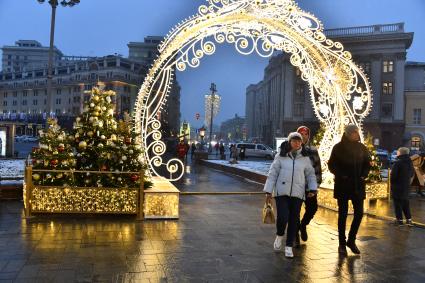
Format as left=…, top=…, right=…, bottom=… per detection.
left=262, top=200, right=275, bottom=224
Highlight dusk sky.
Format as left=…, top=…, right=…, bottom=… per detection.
left=1, top=0, right=424, bottom=127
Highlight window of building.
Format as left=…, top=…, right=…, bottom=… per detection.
left=44, top=99, right=47, bottom=105
left=413, top=108, right=422, bottom=125
left=44, top=90, right=47, bottom=95
left=381, top=103, right=393, bottom=118
left=382, top=82, right=393, bottom=95
left=3, top=101, right=7, bottom=106
left=295, top=84, right=304, bottom=96
left=383, top=60, right=394, bottom=73
left=84, top=84, right=92, bottom=91
left=293, top=103, right=304, bottom=117
left=33, top=100, right=38, bottom=105
left=3, top=92, right=7, bottom=98
left=13, top=91, right=17, bottom=97
left=12, top=100, right=17, bottom=106
left=55, top=109, right=61, bottom=115
left=33, top=90, right=38, bottom=96
left=34, top=80, right=39, bottom=86
left=23, top=81, right=28, bottom=87
left=23, top=90, right=28, bottom=97
left=411, top=136, right=421, bottom=149
left=56, top=98, right=61, bottom=105
left=7, top=55, right=11, bottom=59
left=57, top=89, right=61, bottom=95
left=57, top=78, right=62, bottom=84
left=22, top=100, right=27, bottom=106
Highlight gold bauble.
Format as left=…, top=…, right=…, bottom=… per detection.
left=32, top=174, right=40, bottom=181
left=79, top=141, right=87, bottom=149
left=87, top=131, right=94, bottom=137
left=93, top=111, right=99, bottom=117
left=95, top=106, right=101, bottom=111
left=93, top=95, right=99, bottom=102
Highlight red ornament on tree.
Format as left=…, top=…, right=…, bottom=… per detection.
left=101, top=165, right=108, bottom=171
left=125, top=137, right=131, bottom=145
left=58, top=145, right=65, bottom=152
left=50, top=159, right=58, bottom=166
left=130, top=174, right=139, bottom=182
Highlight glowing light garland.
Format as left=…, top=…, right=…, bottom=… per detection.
left=134, top=0, right=372, bottom=181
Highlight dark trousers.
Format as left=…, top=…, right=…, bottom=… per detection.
left=275, top=196, right=303, bottom=246
left=337, top=197, right=364, bottom=245
left=393, top=198, right=411, bottom=220
left=300, top=194, right=318, bottom=227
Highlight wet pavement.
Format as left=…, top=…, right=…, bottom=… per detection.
left=1, top=162, right=425, bottom=282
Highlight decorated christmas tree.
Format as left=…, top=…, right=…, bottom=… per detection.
left=31, top=118, right=76, bottom=186
left=311, top=123, right=326, bottom=147
left=72, top=87, right=149, bottom=188
left=364, top=132, right=382, bottom=182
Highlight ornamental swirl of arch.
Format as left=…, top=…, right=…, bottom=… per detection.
left=134, top=0, right=372, bottom=181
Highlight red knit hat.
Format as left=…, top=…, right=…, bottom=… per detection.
left=297, top=126, right=310, bottom=136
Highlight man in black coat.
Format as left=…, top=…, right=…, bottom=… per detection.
left=328, top=124, right=371, bottom=255
left=390, top=147, right=414, bottom=226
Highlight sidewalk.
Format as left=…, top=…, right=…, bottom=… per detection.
left=0, top=163, right=425, bottom=282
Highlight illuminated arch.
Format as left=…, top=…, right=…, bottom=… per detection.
left=134, top=0, right=372, bottom=181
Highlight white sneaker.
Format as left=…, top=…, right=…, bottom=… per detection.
left=273, top=236, right=283, bottom=251
left=285, top=246, right=294, bottom=258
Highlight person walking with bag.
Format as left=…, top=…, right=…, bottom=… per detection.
left=328, top=124, right=371, bottom=256
left=391, top=147, right=414, bottom=226
left=264, top=132, right=318, bottom=258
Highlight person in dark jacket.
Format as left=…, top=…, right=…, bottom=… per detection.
left=328, top=124, right=371, bottom=256
left=296, top=126, right=322, bottom=244
left=390, top=147, right=414, bottom=226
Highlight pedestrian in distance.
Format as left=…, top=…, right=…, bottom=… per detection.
left=219, top=143, right=225, bottom=159
left=239, top=145, right=246, bottom=160
left=295, top=126, right=322, bottom=246
left=328, top=124, right=371, bottom=256
left=190, top=142, right=196, bottom=159
left=264, top=132, right=318, bottom=258
left=390, top=147, right=414, bottom=226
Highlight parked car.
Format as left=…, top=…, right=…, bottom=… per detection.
left=235, top=143, right=276, bottom=159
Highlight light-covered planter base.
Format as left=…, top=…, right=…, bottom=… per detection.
left=24, top=167, right=180, bottom=219
left=317, top=181, right=389, bottom=213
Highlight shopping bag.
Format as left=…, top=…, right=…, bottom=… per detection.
left=262, top=201, right=275, bottom=224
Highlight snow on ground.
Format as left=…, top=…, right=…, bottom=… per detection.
left=0, top=159, right=25, bottom=179
left=207, top=160, right=271, bottom=176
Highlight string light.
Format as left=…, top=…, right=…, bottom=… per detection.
left=134, top=0, right=372, bottom=181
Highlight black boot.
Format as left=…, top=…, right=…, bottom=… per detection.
left=338, top=245, right=347, bottom=256
left=300, top=224, right=308, bottom=241
left=347, top=240, right=361, bottom=254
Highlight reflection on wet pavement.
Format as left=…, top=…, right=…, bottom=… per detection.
left=0, top=162, right=424, bottom=282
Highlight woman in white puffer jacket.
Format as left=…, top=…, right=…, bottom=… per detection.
left=264, top=132, right=318, bottom=258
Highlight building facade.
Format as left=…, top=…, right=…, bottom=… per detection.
left=0, top=37, right=181, bottom=135
left=246, top=23, right=414, bottom=150
left=219, top=114, right=246, bottom=142
left=405, top=62, right=425, bottom=150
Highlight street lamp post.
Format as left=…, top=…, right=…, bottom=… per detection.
left=37, top=0, right=81, bottom=118
left=208, top=83, right=217, bottom=152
